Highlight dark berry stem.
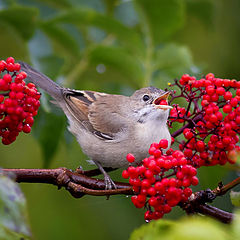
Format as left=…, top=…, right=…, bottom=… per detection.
left=171, top=114, right=203, bottom=138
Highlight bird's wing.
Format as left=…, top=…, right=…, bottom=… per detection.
left=88, top=94, right=130, bottom=140
left=63, top=90, right=129, bottom=140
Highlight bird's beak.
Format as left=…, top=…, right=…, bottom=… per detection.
left=153, top=91, right=172, bottom=110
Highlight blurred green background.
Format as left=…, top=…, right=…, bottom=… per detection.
left=1, top=0, right=240, bottom=239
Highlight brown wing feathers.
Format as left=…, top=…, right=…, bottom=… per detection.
left=62, top=90, right=128, bottom=140
left=62, top=90, right=93, bottom=124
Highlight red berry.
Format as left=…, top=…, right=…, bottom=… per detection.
left=155, top=181, right=165, bottom=192
left=141, top=179, right=151, bottom=188
left=183, top=188, right=192, bottom=197
left=14, top=63, right=21, bottom=72
left=191, top=176, right=199, bottom=186
left=147, top=187, right=156, bottom=196
left=22, top=124, right=31, bottom=133
left=0, top=60, right=7, bottom=71
left=209, top=114, right=218, bottom=123
left=182, top=178, right=191, bottom=187
left=216, top=87, right=225, bottom=95
left=126, top=153, right=135, bottom=163
left=148, top=147, right=156, bottom=155
left=3, top=74, right=12, bottom=83
left=144, top=169, right=153, bottom=179
left=122, top=170, right=129, bottom=179
left=230, top=98, right=238, bottom=107
left=6, top=57, right=15, bottom=64
left=159, top=139, right=168, bottom=149
left=223, top=104, right=232, bottom=113
left=196, top=141, right=205, bottom=152
left=224, top=91, right=232, bottom=100
left=206, top=86, right=215, bottom=95
left=163, top=204, right=172, bottom=213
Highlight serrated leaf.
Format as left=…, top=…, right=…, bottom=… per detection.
left=40, top=22, right=80, bottom=58
left=32, top=109, right=65, bottom=168
left=0, top=5, right=38, bottom=40
left=230, top=191, right=240, bottom=207
left=88, top=45, right=144, bottom=87
left=47, top=8, right=144, bottom=55
left=135, top=0, right=185, bottom=43
left=0, top=172, right=31, bottom=239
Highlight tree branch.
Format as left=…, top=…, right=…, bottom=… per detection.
left=181, top=189, right=234, bottom=224
left=1, top=167, right=237, bottom=223
left=2, top=168, right=133, bottom=198
left=195, top=204, right=233, bottom=224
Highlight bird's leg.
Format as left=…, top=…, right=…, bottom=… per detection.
left=94, top=161, right=117, bottom=190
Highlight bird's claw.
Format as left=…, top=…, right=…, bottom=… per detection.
left=104, top=175, right=117, bottom=190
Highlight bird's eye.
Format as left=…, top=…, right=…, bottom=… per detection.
left=143, top=95, right=150, bottom=101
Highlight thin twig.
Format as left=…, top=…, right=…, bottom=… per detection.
left=213, top=177, right=240, bottom=196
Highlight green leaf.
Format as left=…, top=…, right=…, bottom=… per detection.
left=232, top=210, right=240, bottom=239
left=0, top=21, right=29, bottom=61
left=130, top=216, right=229, bottom=240
left=155, top=44, right=193, bottom=72
left=0, top=172, right=31, bottom=239
left=230, top=191, right=240, bottom=207
left=0, top=5, right=38, bottom=40
left=153, top=43, right=196, bottom=85
left=40, top=22, right=80, bottom=58
left=103, top=0, right=118, bottom=15
left=170, top=217, right=228, bottom=240
left=135, top=0, right=185, bottom=43
left=130, top=219, right=176, bottom=240
left=32, top=0, right=72, bottom=9
left=88, top=45, right=144, bottom=87
left=33, top=109, right=65, bottom=168
left=47, top=8, right=144, bottom=55
left=198, top=165, right=228, bottom=190
left=38, top=55, right=65, bottom=80
left=186, top=0, right=214, bottom=28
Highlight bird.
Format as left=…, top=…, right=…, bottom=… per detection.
left=19, top=61, right=172, bottom=189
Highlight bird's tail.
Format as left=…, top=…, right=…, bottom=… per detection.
left=19, top=61, right=63, bottom=100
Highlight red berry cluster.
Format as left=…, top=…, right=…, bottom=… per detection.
left=169, top=73, right=240, bottom=167
left=169, top=105, right=191, bottom=123
left=122, top=139, right=198, bottom=222
left=0, top=57, right=40, bottom=145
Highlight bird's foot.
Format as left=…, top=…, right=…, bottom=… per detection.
left=93, top=161, right=117, bottom=190
left=103, top=174, right=117, bottom=190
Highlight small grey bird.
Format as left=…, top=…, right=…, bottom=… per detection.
left=19, top=62, right=172, bottom=189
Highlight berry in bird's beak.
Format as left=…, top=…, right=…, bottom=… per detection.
left=153, top=92, right=172, bottom=110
